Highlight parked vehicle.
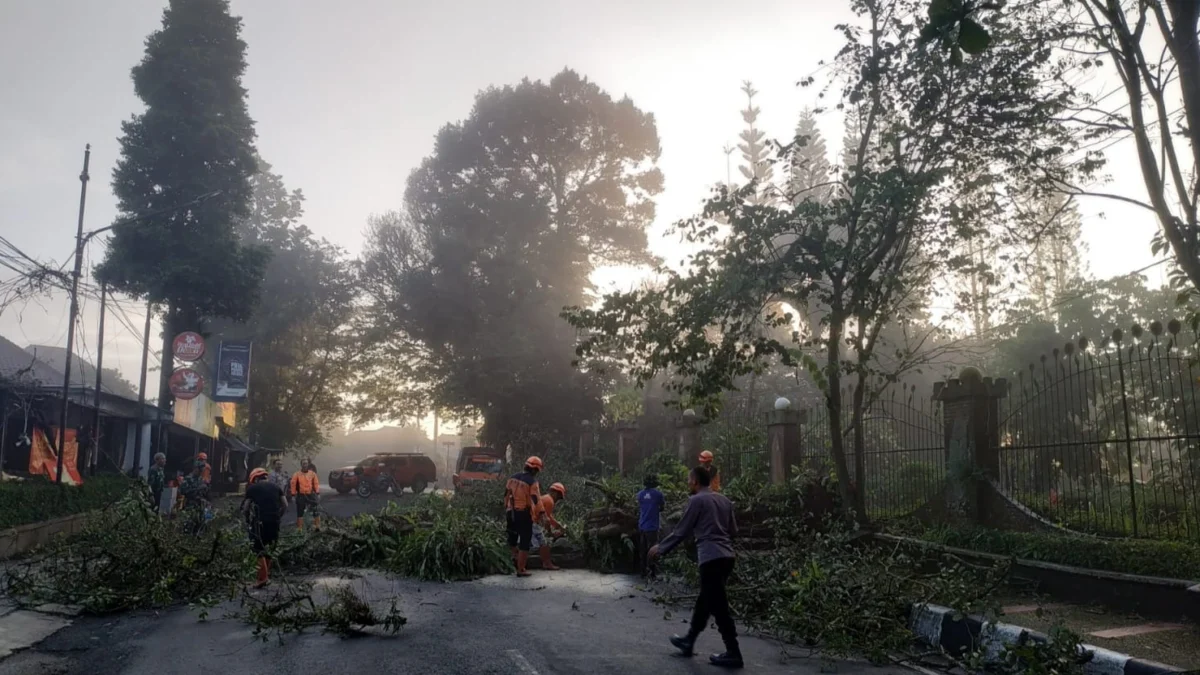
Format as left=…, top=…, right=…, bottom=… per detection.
left=452, top=447, right=504, bottom=491
left=352, top=453, right=437, bottom=498
left=328, top=465, right=360, bottom=494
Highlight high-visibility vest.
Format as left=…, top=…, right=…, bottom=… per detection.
left=504, top=472, right=540, bottom=512
left=291, top=471, right=319, bottom=495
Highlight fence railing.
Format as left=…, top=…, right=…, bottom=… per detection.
left=797, top=386, right=945, bottom=519
left=996, top=323, right=1200, bottom=540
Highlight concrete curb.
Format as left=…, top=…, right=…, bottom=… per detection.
left=909, top=604, right=1184, bottom=674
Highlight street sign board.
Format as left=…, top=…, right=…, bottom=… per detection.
left=169, top=367, right=205, bottom=401
left=172, top=332, right=206, bottom=362
left=213, top=340, right=252, bottom=402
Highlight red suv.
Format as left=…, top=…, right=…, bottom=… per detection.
left=350, top=453, right=437, bottom=496
left=328, top=465, right=360, bottom=494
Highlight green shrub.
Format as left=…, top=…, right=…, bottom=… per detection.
left=918, top=526, right=1200, bottom=580
left=386, top=503, right=513, bottom=581
left=0, top=474, right=135, bottom=530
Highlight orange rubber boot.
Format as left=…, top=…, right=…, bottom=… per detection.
left=516, top=551, right=531, bottom=577
left=254, top=557, right=270, bottom=588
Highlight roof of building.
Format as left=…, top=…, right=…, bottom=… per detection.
left=23, top=345, right=138, bottom=399
left=0, top=334, right=64, bottom=388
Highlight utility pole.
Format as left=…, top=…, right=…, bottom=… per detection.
left=89, top=281, right=107, bottom=476
left=54, top=144, right=91, bottom=485
left=132, top=300, right=153, bottom=477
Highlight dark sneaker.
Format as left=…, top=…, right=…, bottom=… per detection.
left=670, top=634, right=695, bottom=656
left=709, top=652, right=744, bottom=668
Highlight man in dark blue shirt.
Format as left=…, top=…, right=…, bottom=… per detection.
left=636, top=474, right=665, bottom=577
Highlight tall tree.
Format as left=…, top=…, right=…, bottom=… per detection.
left=358, top=69, right=663, bottom=449
left=738, top=82, right=776, bottom=205
left=208, top=159, right=356, bottom=454
left=569, top=0, right=1089, bottom=519
left=97, top=0, right=267, bottom=420
left=925, top=0, right=1200, bottom=296
left=789, top=107, right=833, bottom=204
left=1024, top=192, right=1086, bottom=318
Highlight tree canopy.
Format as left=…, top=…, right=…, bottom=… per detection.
left=208, top=159, right=357, bottom=454
left=357, top=69, right=663, bottom=448
left=567, top=0, right=1092, bottom=516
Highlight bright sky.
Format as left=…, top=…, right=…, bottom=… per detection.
left=0, top=0, right=1168, bottom=437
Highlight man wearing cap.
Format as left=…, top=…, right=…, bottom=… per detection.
left=699, top=450, right=721, bottom=492
left=242, top=468, right=285, bottom=588
left=533, top=482, right=567, bottom=571
left=504, top=456, right=543, bottom=577
left=197, top=452, right=212, bottom=484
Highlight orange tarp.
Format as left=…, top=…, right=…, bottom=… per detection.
left=29, top=428, right=83, bottom=485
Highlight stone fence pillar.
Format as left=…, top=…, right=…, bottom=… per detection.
left=765, top=398, right=805, bottom=485
left=932, top=368, right=1007, bottom=523
left=617, top=423, right=638, bottom=475
left=676, top=409, right=703, bottom=463
left=578, top=420, right=593, bottom=461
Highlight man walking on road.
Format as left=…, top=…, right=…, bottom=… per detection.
left=290, top=458, right=321, bottom=531
left=650, top=465, right=741, bottom=668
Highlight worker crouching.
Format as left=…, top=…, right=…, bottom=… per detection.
left=533, top=482, right=567, bottom=571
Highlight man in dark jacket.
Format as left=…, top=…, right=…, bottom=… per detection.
left=650, top=465, right=741, bottom=668
left=242, top=467, right=285, bottom=588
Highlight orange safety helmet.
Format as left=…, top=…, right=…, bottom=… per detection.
left=525, top=456, right=543, bottom=471
left=248, top=468, right=268, bottom=483
left=197, top=452, right=208, bottom=461
left=549, top=482, right=566, bottom=498
left=698, top=450, right=714, bottom=463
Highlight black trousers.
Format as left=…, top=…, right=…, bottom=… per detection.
left=689, top=557, right=739, bottom=653
left=637, top=530, right=660, bottom=575
left=250, top=520, right=281, bottom=555
left=506, top=509, right=534, bottom=552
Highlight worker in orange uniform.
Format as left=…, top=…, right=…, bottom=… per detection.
left=197, top=452, right=212, bottom=484
left=504, top=456, right=542, bottom=577
left=699, top=450, right=721, bottom=492
left=532, top=482, right=567, bottom=571
left=290, top=458, right=321, bottom=531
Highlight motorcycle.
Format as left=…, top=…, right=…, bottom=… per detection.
left=355, top=470, right=397, bottom=499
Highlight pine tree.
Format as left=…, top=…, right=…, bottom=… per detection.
left=1026, top=193, right=1087, bottom=317
left=98, top=0, right=267, bottom=414
left=737, top=81, right=776, bottom=205
left=789, top=107, right=831, bottom=204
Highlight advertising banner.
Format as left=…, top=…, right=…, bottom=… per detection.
left=29, top=428, right=82, bottom=485
left=213, top=340, right=252, bottom=402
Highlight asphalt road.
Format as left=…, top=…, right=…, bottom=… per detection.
left=0, top=569, right=910, bottom=675
left=0, top=493, right=914, bottom=674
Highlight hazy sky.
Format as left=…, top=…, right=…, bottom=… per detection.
left=0, top=0, right=1167, bottom=429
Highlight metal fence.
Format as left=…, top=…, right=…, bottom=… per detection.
left=996, top=322, right=1200, bottom=540
left=799, top=386, right=945, bottom=519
